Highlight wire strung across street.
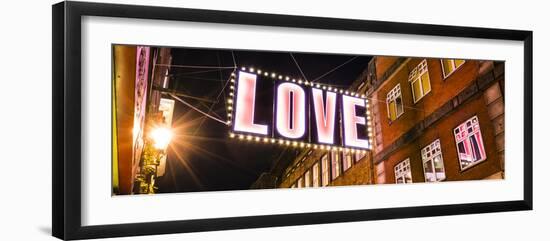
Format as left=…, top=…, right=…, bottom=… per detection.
left=290, top=53, right=309, bottom=82
left=311, top=56, right=358, bottom=82
left=167, top=52, right=425, bottom=128
left=155, top=64, right=236, bottom=69
left=167, top=51, right=238, bottom=128
left=169, top=93, right=229, bottom=125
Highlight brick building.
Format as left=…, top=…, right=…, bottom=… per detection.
left=369, top=57, right=504, bottom=184
left=256, top=56, right=504, bottom=188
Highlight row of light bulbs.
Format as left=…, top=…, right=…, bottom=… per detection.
left=228, top=132, right=369, bottom=154
left=238, top=67, right=371, bottom=100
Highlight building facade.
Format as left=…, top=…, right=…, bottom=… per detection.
left=261, top=56, right=504, bottom=189
left=369, top=57, right=504, bottom=184
left=112, top=46, right=173, bottom=195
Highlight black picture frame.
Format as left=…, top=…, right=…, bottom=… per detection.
left=52, top=1, right=533, bottom=240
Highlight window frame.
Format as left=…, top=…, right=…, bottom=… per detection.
left=375, top=161, right=386, bottom=184
left=421, top=139, right=446, bottom=182
left=330, top=150, right=341, bottom=180
left=453, top=116, right=488, bottom=171
left=321, top=153, right=330, bottom=186
left=343, top=151, right=353, bottom=172
left=408, top=59, right=431, bottom=103
left=440, top=59, right=466, bottom=79
left=394, top=158, right=413, bottom=184
left=297, top=176, right=304, bottom=188
left=386, top=83, right=404, bottom=121
left=354, top=151, right=366, bottom=163
left=312, top=161, right=320, bottom=187
left=304, top=169, right=312, bottom=187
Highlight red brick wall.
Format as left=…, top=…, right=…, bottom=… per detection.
left=382, top=93, right=502, bottom=183
left=375, top=56, right=399, bottom=80
left=373, top=58, right=480, bottom=150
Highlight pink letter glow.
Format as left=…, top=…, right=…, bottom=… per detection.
left=311, top=88, right=337, bottom=144
left=276, top=83, right=306, bottom=139
left=342, top=95, right=370, bottom=149
left=229, top=68, right=372, bottom=151
left=233, top=71, right=268, bottom=135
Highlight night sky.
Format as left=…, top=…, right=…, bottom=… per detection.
left=156, top=47, right=372, bottom=193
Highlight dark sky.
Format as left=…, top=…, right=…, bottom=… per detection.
left=156, top=47, right=371, bottom=193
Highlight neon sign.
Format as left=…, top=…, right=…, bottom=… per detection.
left=228, top=67, right=373, bottom=153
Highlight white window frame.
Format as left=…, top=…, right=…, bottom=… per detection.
left=343, top=151, right=353, bottom=172
left=321, top=154, right=329, bottom=186
left=408, top=59, right=431, bottom=103
left=331, top=150, right=341, bottom=180
left=312, top=161, right=320, bottom=187
left=386, top=83, right=404, bottom=121
left=394, top=158, right=412, bottom=184
left=376, top=161, right=386, bottom=184
left=440, top=59, right=465, bottom=79
left=304, top=169, right=311, bottom=187
left=354, top=151, right=366, bottom=162
left=296, top=176, right=304, bottom=188
left=454, top=116, right=487, bottom=171
left=421, top=139, right=446, bottom=182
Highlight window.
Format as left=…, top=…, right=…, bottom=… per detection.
left=321, top=154, right=329, bottom=186
left=331, top=150, right=341, bottom=180
left=312, top=161, right=320, bottom=187
left=386, top=84, right=404, bottom=121
left=421, top=139, right=446, bottom=182
left=304, top=169, right=311, bottom=187
left=343, top=152, right=353, bottom=171
left=394, top=158, right=412, bottom=184
left=297, top=176, right=304, bottom=188
left=408, top=59, right=431, bottom=103
left=441, top=59, right=465, bottom=78
left=355, top=151, right=366, bottom=162
left=454, top=116, right=487, bottom=170
left=376, top=162, right=386, bottom=184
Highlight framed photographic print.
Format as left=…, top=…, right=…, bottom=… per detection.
left=52, top=1, right=533, bottom=240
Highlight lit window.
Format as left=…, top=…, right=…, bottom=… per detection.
left=441, top=59, right=465, bottom=78
left=421, top=139, right=446, bottom=182
left=355, top=151, right=366, bottom=162
left=297, top=176, right=304, bottom=188
left=343, top=151, right=353, bottom=171
left=331, top=150, right=341, bottom=180
left=376, top=162, right=386, bottom=184
left=386, top=83, right=404, bottom=121
left=454, top=116, right=487, bottom=170
left=312, top=161, right=320, bottom=187
left=408, top=59, right=431, bottom=103
left=394, top=158, right=412, bottom=184
left=321, top=154, right=330, bottom=186
left=304, top=169, right=311, bottom=187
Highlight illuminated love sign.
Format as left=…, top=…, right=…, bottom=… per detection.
left=227, top=67, right=373, bottom=152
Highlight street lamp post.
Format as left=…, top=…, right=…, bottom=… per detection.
left=136, top=126, right=173, bottom=194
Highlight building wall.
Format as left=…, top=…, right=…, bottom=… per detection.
left=112, top=45, right=137, bottom=195
left=278, top=150, right=373, bottom=188
left=372, top=58, right=480, bottom=151
left=371, top=56, right=505, bottom=184
left=380, top=94, right=502, bottom=183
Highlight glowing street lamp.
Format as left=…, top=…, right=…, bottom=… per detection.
left=150, top=126, right=173, bottom=150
